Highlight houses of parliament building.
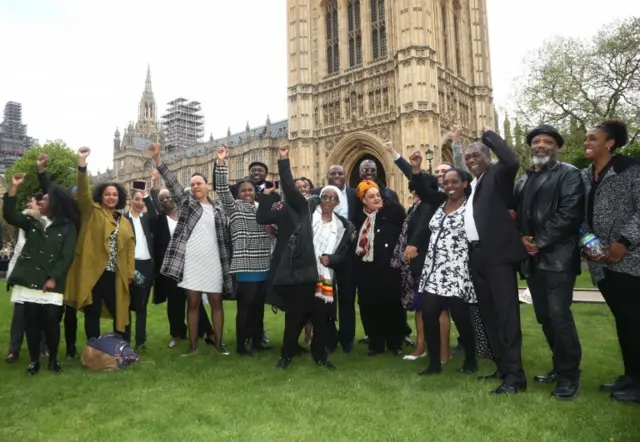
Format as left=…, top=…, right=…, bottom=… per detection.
left=104, top=0, right=495, bottom=205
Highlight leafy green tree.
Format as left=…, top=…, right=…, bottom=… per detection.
left=5, top=140, right=78, bottom=209
left=515, top=17, right=640, bottom=167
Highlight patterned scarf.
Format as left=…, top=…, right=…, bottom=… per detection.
left=355, top=209, right=377, bottom=262
left=312, top=207, right=339, bottom=303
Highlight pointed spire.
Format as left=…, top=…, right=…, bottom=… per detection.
left=227, top=127, right=231, bottom=137
left=246, top=121, right=250, bottom=131
left=209, top=133, right=214, bottom=142
left=145, top=63, right=152, bottom=93
left=266, top=115, right=271, bottom=125
left=114, top=127, right=120, bottom=137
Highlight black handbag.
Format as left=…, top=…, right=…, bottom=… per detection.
left=273, top=220, right=318, bottom=287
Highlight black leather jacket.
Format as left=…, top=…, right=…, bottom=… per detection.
left=513, top=161, right=585, bottom=277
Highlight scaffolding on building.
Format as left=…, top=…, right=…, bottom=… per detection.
left=0, top=102, right=35, bottom=174
left=161, top=98, right=204, bottom=152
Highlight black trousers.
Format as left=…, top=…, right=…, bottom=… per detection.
left=598, top=269, right=640, bottom=383
left=8, top=303, right=47, bottom=355
left=64, top=305, right=78, bottom=355
left=335, top=268, right=356, bottom=348
left=359, top=299, right=404, bottom=353
left=123, top=259, right=154, bottom=346
left=527, top=269, right=582, bottom=382
left=470, top=246, right=526, bottom=385
left=236, top=281, right=267, bottom=350
left=23, top=303, right=62, bottom=364
left=422, top=293, right=476, bottom=369
left=278, top=283, right=329, bottom=362
left=156, top=275, right=214, bottom=339
left=84, top=271, right=119, bottom=339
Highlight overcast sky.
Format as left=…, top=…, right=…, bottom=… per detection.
left=0, top=0, right=638, bottom=172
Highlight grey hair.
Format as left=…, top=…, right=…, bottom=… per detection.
left=467, top=141, right=491, bottom=157
left=327, top=164, right=345, bottom=178
left=359, top=159, right=376, bottom=170
left=159, top=189, right=170, bottom=197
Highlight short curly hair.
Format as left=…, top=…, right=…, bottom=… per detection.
left=92, top=182, right=127, bottom=210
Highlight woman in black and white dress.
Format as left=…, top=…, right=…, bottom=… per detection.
left=415, top=164, right=478, bottom=376
left=148, top=143, right=233, bottom=356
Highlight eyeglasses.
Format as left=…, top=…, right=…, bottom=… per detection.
left=361, top=168, right=376, bottom=173
left=321, top=195, right=338, bottom=201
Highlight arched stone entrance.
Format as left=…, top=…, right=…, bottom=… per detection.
left=326, top=131, right=393, bottom=190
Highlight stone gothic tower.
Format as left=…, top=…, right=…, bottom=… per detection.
left=287, top=0, right=495, bottom=204
left=135, top=64, right=161, bottom=140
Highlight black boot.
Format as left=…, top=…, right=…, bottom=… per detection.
left=26, top=362, right=40, bottom=376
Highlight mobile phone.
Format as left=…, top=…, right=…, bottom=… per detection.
left=274, top=180, right=280, bottom=189
left=133, top=181, right=146, bottom=190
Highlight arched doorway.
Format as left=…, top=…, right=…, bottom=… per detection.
left=349, top=154, right=387, bottom=189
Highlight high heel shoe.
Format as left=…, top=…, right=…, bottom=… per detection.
left=403, top=351, right=426, bottom=361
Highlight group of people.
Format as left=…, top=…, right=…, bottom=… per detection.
left=2, top=119, right=638, bottom=405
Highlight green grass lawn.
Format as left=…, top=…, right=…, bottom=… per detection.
left=0, top=292, right=638, bottom=441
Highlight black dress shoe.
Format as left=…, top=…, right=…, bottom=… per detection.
left=276, top=357, right=292, bottom=369
left=236, top=347, right=253, bottom=356
left=611, top=387, right=640, bottom=404
left=5, top=352, right=19, bottom=363
left=316, top=360, right=336, bottom=370
left=492, top=382, right=527, bottom=395
left=534, top=370, right=558, bottom=383
left=66, top=349, right=77, bottom=360
left=358, top=336, right=370, bottom=344
left=262, top=333, right=271, bottom=344
left=342, top=342, right=353, bottom=354
left=389, top=348, right=403, bottom=356
left=479, top=371, right=502, bottom=381
left=460, top=361, right=478, bottom=374
left=418, top=366, right=442, bottom=376
left=365, top=349, right=382, bottom=357
left=551, top=381, right=579, bottom=400
left=251, top=344, right=272, bottom=352
left=49, top=361, right=63, bottom=373
left=403, top=336, right=415, bottom=346
left=601, top=375, right=633, bottom=393
left=26, top=362, right=40, bottom=376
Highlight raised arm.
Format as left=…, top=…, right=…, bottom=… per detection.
left=76, top=147, right=95, bottom=215
left=482, top=127, right=519, bottom=179
left=213, top=146, right=238, bottom=214
left=407, top=151, right=447, bottom=206
left=148, top=143, right=185, bottom=205
left=277, top=145, right=307, bottom=212
left=3, top=174, right=31, bottom=231
left=384, top=141, right=413, bottom=181
left=36, top=153, right=52, bottom=194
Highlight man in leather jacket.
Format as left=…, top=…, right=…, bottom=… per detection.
left=513, top=124, right=585, bottom=400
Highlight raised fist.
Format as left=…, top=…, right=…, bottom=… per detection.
left=216, top=145, right=227, bottom=161
left=148, top=143, right=161, bottom=158
left=409, top=151, right=423, bottom=168
left=279, top=145, right=289, bottom=159
left=483, top=125, right=494, bottom=133
left=11, top=173, right=25, bottom=186
left=150, top=168, right=159, bottom=182
left=383, top=141, right=394, bottom=155
left=451, top=124, right=462, bottom=142
left=37, top=153, right=49, bottom=170
left=77, top=147, right=91, bottom=159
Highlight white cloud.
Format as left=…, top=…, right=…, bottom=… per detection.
left=0, top=0, right=638, bottom=172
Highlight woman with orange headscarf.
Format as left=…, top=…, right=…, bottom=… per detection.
left=354, top=180, right=407, bottom=356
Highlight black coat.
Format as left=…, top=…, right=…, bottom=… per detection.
left=471, top=131, right=528, bottom=265
left=354, top=196, right=406, bottom=303
left=393, top=155, right=440, bottom=278
left=514, top=161, right=585, bottom=277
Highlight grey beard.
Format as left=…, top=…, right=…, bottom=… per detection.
left=532, top=155, right=551, bottom=167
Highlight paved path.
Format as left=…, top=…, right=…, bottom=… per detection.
left=519, top=288, right=604, bottom=304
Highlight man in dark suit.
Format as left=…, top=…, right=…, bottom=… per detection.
left=359, top=159, right=399, bottom=202
left=124, top=187, right=157, bottom=350
left=514, top=125, right=584, bottom=400
left=465, top=127, right=528, bottom=395
left=311, top=165, right=359, bottom=353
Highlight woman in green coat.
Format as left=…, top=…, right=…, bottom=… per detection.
left=3, top=173, right=80, bottom=375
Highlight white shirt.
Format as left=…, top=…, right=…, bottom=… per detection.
left=167, top=216, right=178, bottom=238
left=131, top=214, right=152, bottom=260
left=464, top=176, right=483, bottom=242
left=335, top=186, right=349, bottom=219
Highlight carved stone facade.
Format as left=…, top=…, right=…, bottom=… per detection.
left=113, top=0, right=495, bottom=206
left=287, top=0, right=495, bottom=204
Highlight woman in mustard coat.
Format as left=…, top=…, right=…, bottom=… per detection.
left=65, top=147, right=135, bottom=338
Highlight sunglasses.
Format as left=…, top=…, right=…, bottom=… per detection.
left=361, top=168, right=376, bottom=173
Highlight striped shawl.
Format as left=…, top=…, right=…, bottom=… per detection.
left=214, top=164, right=275, bottom=274
left=157, top=162, right=234, bottom=297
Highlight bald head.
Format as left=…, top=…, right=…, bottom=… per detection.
left=327, top=165, right=346, bottom=189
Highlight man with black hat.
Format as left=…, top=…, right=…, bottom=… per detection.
left=513, top=124, right=585, bottom=400
left=230, top=161, right=281, bottom=201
